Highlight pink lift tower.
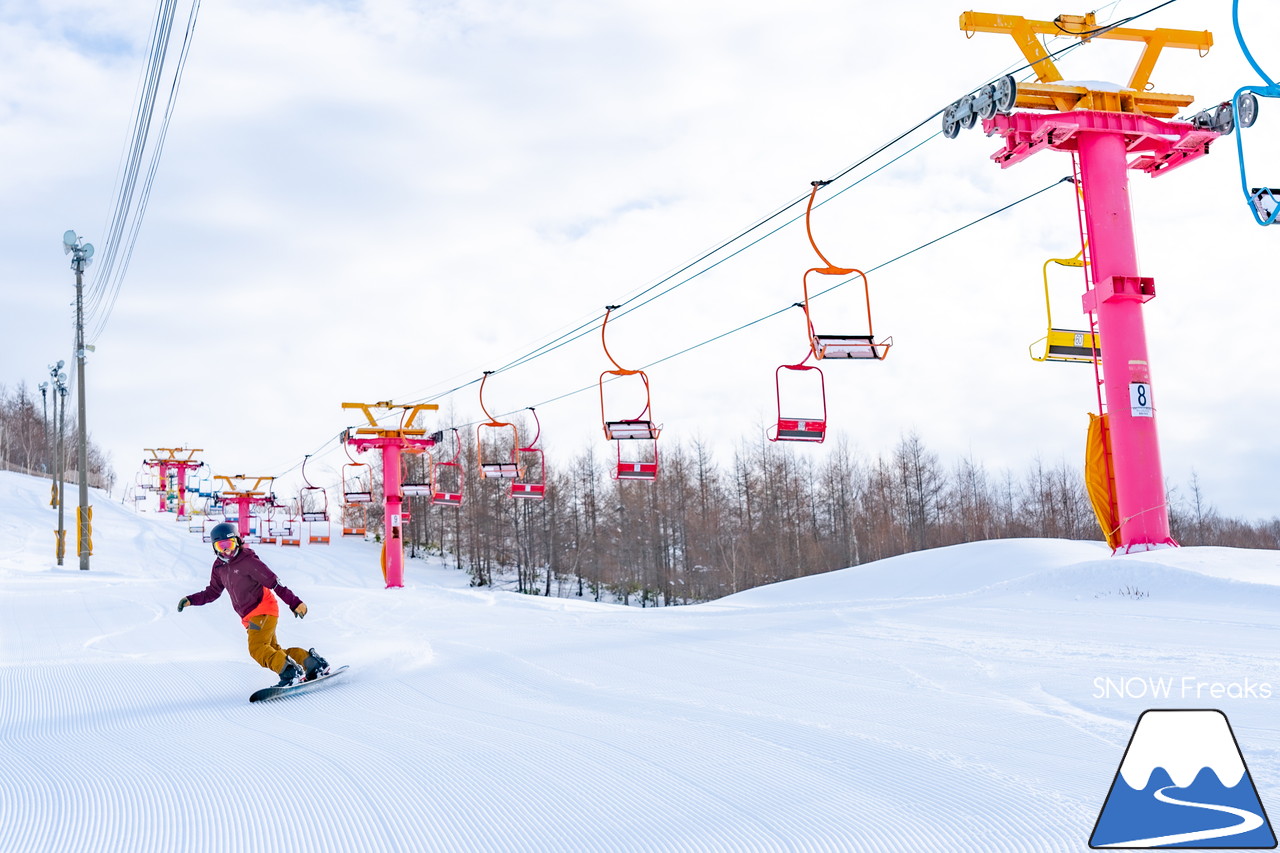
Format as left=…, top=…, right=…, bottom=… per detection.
left=950, top=12, right=1223, bottom=551
left=143, top=447, right=203, bottom=519
left=341, top=401, right=438, bottom=588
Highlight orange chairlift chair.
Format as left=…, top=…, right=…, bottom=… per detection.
left=598, top=305, right=660, bottom=480
left=429, top=427, right=464, bottom=506
left=340, top=436, right=374, bottom=504
left=477, top=371, right=522, bottom=479
left=511, top=408, right=546, bottom=499
left=801, top=180, right=891, bottom=361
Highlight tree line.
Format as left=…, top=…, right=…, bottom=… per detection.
left=0, top=382, right=115, bottom=491
left=348, top=422, right=1279, bottom=606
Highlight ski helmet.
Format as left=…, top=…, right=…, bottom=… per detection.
left=208, top=521, right=241, bottom=561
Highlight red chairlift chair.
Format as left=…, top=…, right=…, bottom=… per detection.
left=800, top=180, right=892, bottom=361
left=769, top=345, right=828, bottom=443
left=614, top=440, right=659, bottom=481
left=512, top=408, right=546, bottom=499
left=429, top=428, right=465, bottom=507
left=476, top=371, right=522, bottom=479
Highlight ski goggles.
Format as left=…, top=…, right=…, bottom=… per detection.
left=213, top=537, right=239, bottom=555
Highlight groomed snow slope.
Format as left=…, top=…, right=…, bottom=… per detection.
left=2, top=470, right=1278, bottom=852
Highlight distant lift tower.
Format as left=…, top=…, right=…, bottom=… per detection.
left=143, top=447, right=203, bottom=519
left=341, top=401, right=438, bottom=589
left=954, top=12, right=1220, bottom=551
left=213, top=475, right=275, bottom=543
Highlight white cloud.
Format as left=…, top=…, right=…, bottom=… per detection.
left=2, top=0, right=1277, bottom=521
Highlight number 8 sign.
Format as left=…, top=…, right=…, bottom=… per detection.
left=1129, top=382, right=1153, bottom=418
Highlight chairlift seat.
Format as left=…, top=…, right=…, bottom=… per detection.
left=300, top=510, right=328, bottom=522
left=775, top=417, right=827, bottom=442
left=1251, top=187, right=1277, bottom=221
left=616, top=462, right=658, bottom=480
left=511, top=482, right=545, bottom=499
left=480, top=463, right=520, bottom=479
left=344, top=491, right=373, bottom=504
left=1040, top=328, right=1101, bottom=363
left=309, top=533, right=330, bottom=545
left=401, top=484, right=433, bottom=497
left=431, top=491, right=463, bottom=506
left=604, top=420, right=660, bottom=440
left=812, top=334, right=887, bottom=360
left=342, top=526, right=366, bottom=536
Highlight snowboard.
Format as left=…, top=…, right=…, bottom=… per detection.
left=249, top=665, right=348, bottom=703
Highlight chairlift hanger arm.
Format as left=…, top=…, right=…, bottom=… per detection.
left=600, top=306, right=645, bottom=375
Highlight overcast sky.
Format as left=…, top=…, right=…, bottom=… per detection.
left=2, top=0, right=1276, bottom=523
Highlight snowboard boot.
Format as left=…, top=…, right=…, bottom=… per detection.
left=276, top=660, right=304, bottom=687
left=303, top=648, right=330, bottom=682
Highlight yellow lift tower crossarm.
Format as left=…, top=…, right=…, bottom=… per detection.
left=960, top=11, right=1212, bottom=116
left=213, top=475, right=274, bottom=496
left=145, top=447, right=204, bottom=462
left=342, top=401, right=440, bottom=438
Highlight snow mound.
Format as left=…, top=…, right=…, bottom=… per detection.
left=717, top=538, right=1280, bottom=606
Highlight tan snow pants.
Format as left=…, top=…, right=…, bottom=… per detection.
left=246, top=614, right=308, bottom=674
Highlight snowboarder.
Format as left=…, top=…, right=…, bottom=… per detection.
left=178, top=521, right=329, bottom=687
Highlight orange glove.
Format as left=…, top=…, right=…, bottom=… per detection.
left=293, top=602, right=308, bottom=619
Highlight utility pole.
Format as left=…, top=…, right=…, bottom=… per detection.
left=63, top=230, right=95, bottom=570
left=38, top=381, right=49, bottom=475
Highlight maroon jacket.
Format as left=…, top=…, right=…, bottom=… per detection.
left=187, top=546, right=303, bottom=620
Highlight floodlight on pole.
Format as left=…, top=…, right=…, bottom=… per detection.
left=62, top=230, right=94, bottom=570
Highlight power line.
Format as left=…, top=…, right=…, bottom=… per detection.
left=84, top=0, right=202, bottom=345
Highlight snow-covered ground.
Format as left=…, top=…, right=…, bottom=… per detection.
left=2, top=469, right=1278, bottom=852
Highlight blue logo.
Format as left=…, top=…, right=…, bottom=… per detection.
left=1091, top=709, right=1276, bottom=848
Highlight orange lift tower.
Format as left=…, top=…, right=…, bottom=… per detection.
left=949, top=11, right=1221, bottom=551
left=212, top=475, right=275, bottom=543
left=341, top=401, right=438, bottom=588
left=143, top=447, right=203, bottom=519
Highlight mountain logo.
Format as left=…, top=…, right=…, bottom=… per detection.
left=1090, top=709, right=1276, bottom=849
